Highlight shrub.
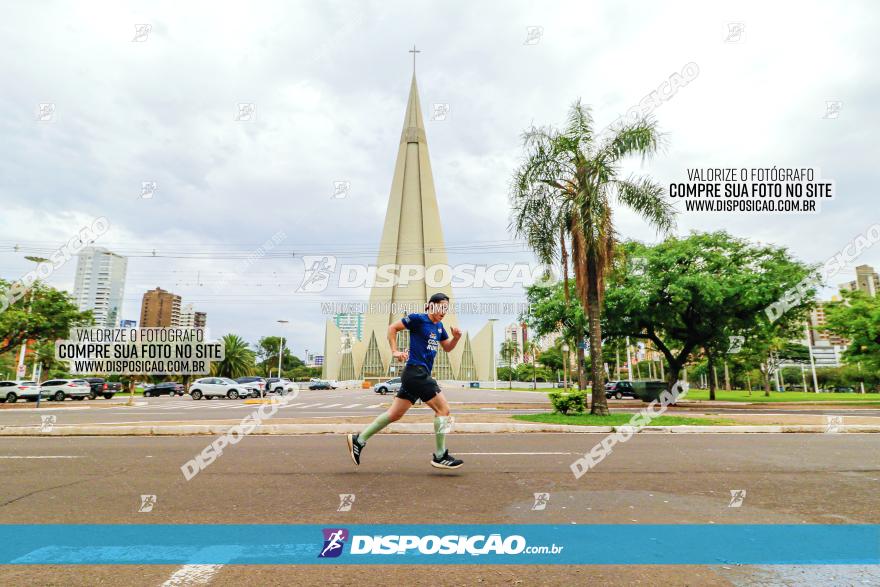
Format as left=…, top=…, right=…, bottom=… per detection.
left=548, top=389, right=588, bottom=415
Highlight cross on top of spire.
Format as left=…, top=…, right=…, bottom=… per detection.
left=408, top=44, right=421, bottom=73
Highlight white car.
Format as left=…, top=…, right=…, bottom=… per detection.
left=188, top=377, right=256, bottom=400
left=373, top=378, right=402, bottom=395
left=41, top=379, right=91, bottom=401
left=0, top=380, right=47, bottom=403
left=266, top=378, right=299, bottom=395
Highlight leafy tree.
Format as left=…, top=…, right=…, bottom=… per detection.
left=211, top=334, right=256, bottom=378
left=823, top=291, right=880, bottom=373
left=0, top=279, right=93, bottom=355
left=254, top=336, right=304, bottom=377
left=499, top=339, right=520, bottom=389
left=522, top=281, right=588, bottom=388
left=603, top=232, right=814, bottom=397
left=511, top=100, right=676, bottom=414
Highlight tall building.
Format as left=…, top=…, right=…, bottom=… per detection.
left=73, top=246, right=128, bottom=328
left=840, top=264, right=879, bottom=297
left=503, top=322, right=530, bottom=365
left=194, top=311, right=207, bottom=328
left=322, top=69, right=493, bottom=382
left=808, top=301, right=849, bottom=347
left=139, top=287, right=181, bottom=327
left=333, top=313, right=364, bottom=341
left=179, top=303, right=195, bottom=328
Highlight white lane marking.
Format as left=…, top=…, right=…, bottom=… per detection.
left=322, top=404, right=343, bottom=408
left=161, top=564, right=224, bottom=586
left=0, top=455, right=84, bottom=459
left=298, top=403, right=326, bottom=408
left=367, top=404, right=385, bottom=408
left=342, top=403, right=362, bottom=409
left=454, top=452, right=577, bottom=455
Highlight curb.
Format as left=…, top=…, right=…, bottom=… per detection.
left=2, top=423, right=879, bottom=436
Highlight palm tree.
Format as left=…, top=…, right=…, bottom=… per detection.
left=511, top=100, right=676, bottom=415
left=523, top=340, right=540, bottom=389
left=499, top=339, right=520, bottom=389
left=211, top=334, right=256, bottom=379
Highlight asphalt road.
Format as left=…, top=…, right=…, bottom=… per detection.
left=0, top=433, right=878, bottom=585
left=3, top=387, right=880, bottom=427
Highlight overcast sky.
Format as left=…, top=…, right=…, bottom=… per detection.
left=1, top=0, right=878, bottom=358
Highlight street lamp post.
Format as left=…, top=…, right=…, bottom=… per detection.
left=488, top=318, right=498, bottom=389
left=276, top=320, right=289, bottom=397
left=562, top=343, right=570, bottom=391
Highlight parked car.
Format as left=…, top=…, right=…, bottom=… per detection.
left=188, top=377, right=257, bottom=400
left=40, top=379, right=91, bottom=401
left=264, top=377, right=298, bottom=395
left=235, top=376, right=267, bottom=396
left=833, top=386, right=856, bottom=393
left=308, top=380, right=337, bottom=390
left=143, top=382, right=185, bottom=397
left=84, top=377, right=123, bottom=400
left=605, top=380, right=639, bottom=400
left=373, top=378, right=402, bottom=395
left=0, top=380, right=47, bottom=403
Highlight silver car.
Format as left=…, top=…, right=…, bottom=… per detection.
left=373, top=378, right=402, bottom=395
left=41, top=379, right=91, bottom=401
left=188, top=377, right=258, bottom=400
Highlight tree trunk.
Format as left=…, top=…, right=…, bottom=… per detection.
left=707, top=350, right=716, bottom=401
left=585, top=259, right=608, bottom=415
left=761, top=364, right=771, bottom=397
left=576, top=344, right=586, bottom=391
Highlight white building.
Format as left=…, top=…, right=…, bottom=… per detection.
left=503, top=322, right=530, bottom=366
left=73, top=246, right=128, bottom=328
left=179, top=303, right=195, bottom=328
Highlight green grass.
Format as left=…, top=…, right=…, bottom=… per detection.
left=513, top=413, right=735, bottom=426
left=681, top=388, right=880, bottom=403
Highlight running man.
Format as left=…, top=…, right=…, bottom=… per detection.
left=347, top=293, right=464, bottom=469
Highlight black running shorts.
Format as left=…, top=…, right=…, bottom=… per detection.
left=396, top=363, right=441, bottom=403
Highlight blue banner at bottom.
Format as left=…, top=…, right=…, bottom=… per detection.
left=1, top=525, right=878, bottom=565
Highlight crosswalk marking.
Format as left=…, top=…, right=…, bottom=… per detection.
left=134, top=401, right=384, bottom=411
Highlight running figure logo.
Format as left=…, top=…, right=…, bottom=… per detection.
left=297, top=256, right=337, bottom=293
left=337, top=494, right=356, bottom=512
left=318, top=528, right=349, bottom=558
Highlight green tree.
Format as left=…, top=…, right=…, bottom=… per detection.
left=254, top=336, right=304, bottom=377
left=0, top=279, right=93, bottom=355
left=499, top=339, right=520, bottom=389
left=211, top=334, right=256, bottom=378
left=603, top=232, right=814, bottom=397
left=511, top=100, right=676, bottom=414
left=823, top=291, right=880, bottom=373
